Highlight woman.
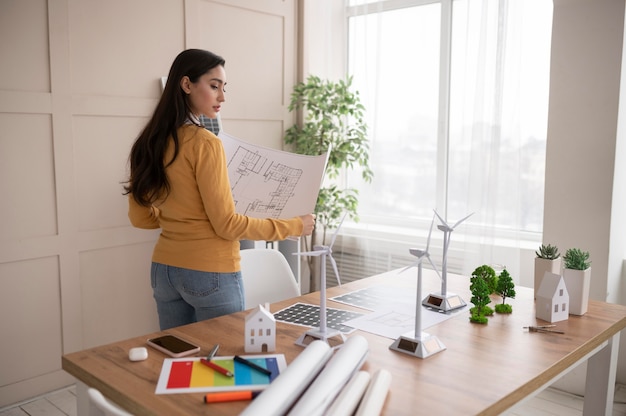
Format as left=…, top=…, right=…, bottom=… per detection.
left=124, top=49, right=315, bottom=330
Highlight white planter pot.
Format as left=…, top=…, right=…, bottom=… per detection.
left=534, top=258, right=561, bottom=299
left=562, top=267, right=591, bottom=315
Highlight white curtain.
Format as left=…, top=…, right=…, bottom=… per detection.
left=449, top=0, right=551, bottom=279
left=341, top=0, right=551, bottom=284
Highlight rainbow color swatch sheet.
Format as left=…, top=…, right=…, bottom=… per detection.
left=155, top=354, right=286, bottom=394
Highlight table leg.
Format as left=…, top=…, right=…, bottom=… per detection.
left=583, top=331, right=620, bottom=415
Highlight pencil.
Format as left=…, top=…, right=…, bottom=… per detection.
left=207, top=344, right=220, bottom=360
left=200, top=358, right=234, bottom=377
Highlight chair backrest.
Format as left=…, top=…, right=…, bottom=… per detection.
left=240, top=248, right=300, bottom=309
left=87, top=387, right=133, bottom=416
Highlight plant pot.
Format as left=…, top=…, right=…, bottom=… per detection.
left=534, top=258, right=561, bottom=299
left=562, top=267, right=591, bottom=315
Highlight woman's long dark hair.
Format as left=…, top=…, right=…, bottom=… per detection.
left=123, top=49, right=225, bottom=206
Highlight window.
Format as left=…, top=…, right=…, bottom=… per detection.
left=346, top=0, right=552, bottom=237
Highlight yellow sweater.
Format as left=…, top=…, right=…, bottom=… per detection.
left=128, top=125, right=303, bottom=272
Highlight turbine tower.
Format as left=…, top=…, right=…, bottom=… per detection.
left=422, top=210, right=473, bottom=312
left=294, top=213, right=346, bottom=348
left=390, top=214, right=446, bottom=358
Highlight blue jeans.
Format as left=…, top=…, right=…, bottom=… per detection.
left=151, top=263, right=245, bottom=330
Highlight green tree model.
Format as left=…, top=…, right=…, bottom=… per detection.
left=471, top=264, right=498, bottom=294
left=495, top=268, right=516, bottom=314
left=470, top=273, right=492, bottom=324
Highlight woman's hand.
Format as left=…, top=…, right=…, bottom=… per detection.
left=299, top=214, right=316, bottom=236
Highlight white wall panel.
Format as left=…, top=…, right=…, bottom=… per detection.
left=0, top=256, right=62, bottom=386
left=0, top=0, right=50, bottom=92
left=202, top=3, right=286, bottom=114
left=191, top=0, right=296, bottom=149
left=0, top=113, right=57, bottom=241
left=68, top=0, right=185, bottom=98
left=74, top=115, right=146, bottom=231
left=224, top=119, right=286, bottom=149
left=0, top=0, right=296, bottom=406
left=80, top=243, right=159, bottom=348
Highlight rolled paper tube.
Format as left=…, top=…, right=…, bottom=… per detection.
left=288, top=335, right=369, bottom=416
left=326, top=371, right=371, bottom=416
left=355, top=369, right=392, bottom=416
left=239, top=340, right=333, bottom=416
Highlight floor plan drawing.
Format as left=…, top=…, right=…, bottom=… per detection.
left=218, top=132, right=328, bottom=220
left=229, top=146, right=303, bottom=218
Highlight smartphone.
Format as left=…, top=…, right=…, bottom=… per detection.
left=146, top=334, right=200, bottom=358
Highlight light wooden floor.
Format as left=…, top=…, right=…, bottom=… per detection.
left=0, top=385, right=77, bottom=416
left=1, top=383, right=625, bottom=415
left=504, top=383, right=626, bottom=416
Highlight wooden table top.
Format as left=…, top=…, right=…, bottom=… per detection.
left=62, top=268, right=626, bottom=415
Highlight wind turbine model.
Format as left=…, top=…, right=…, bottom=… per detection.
left=422, top=210, right=474, bottom=312
left=390, top=214, right=446, bottom=358
left=294, top=213, right=347, bottom=348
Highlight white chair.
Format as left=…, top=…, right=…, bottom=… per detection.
left=240, top=248, right=301, bottom=308
left=87, top=387, right=133, bottom=416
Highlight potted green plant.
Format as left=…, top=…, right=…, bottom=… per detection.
left=562, top=248, right=591, bottom=315
left=534, top=243, right=561, bottom=299
left=284, top=75, right=373, bottom=290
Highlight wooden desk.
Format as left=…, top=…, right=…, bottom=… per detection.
left=62, top=268, right=626, bottom=415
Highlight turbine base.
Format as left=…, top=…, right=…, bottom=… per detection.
left=295, top=327, right=346, bottom=349
left=389, top=333, right=446, bottom=359
left=422, top=292, right=466, bottom=312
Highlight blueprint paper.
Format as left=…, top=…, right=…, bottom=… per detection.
left=344, top=303, right=460, bottom=339
left=218, top=131, right=328, bottom=219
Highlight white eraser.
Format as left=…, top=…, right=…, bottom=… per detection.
left=129, top=347, right=148, bottom=361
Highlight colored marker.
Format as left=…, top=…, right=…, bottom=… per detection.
left=234, top=355, right=272, bottom=376
left=200, top=358, right=234, bottom=377
left=204, top=391, right=260, bottom=403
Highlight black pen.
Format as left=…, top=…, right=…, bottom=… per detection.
left=234, top=355, right=272, bottom=376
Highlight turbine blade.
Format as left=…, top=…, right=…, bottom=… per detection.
left=427, top=256, right=443, bottom=281
left=426, top=213, right=435, bottom=252
left=329, top=212, right=348, bottom=249
left=399, top=263, right=417, bottom=274
left=452, top=212, right=474, bottom=229
left=433, top=209, right=449, bottom=228
left=329, top=255, right=341, bottom=286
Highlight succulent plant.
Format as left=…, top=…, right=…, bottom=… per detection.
left=535, top=244, right=560, bottom=260
left=563, top=248, right=591, bottom=270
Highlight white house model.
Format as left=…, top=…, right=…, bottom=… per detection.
left=536, top=271, right=569, bottom=323
left=244, top=303, right=276, bottom=353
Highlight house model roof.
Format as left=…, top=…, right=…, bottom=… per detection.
left=537, top=272, right=567, bottom=298
left=245, top=303, right=274, bottom=323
